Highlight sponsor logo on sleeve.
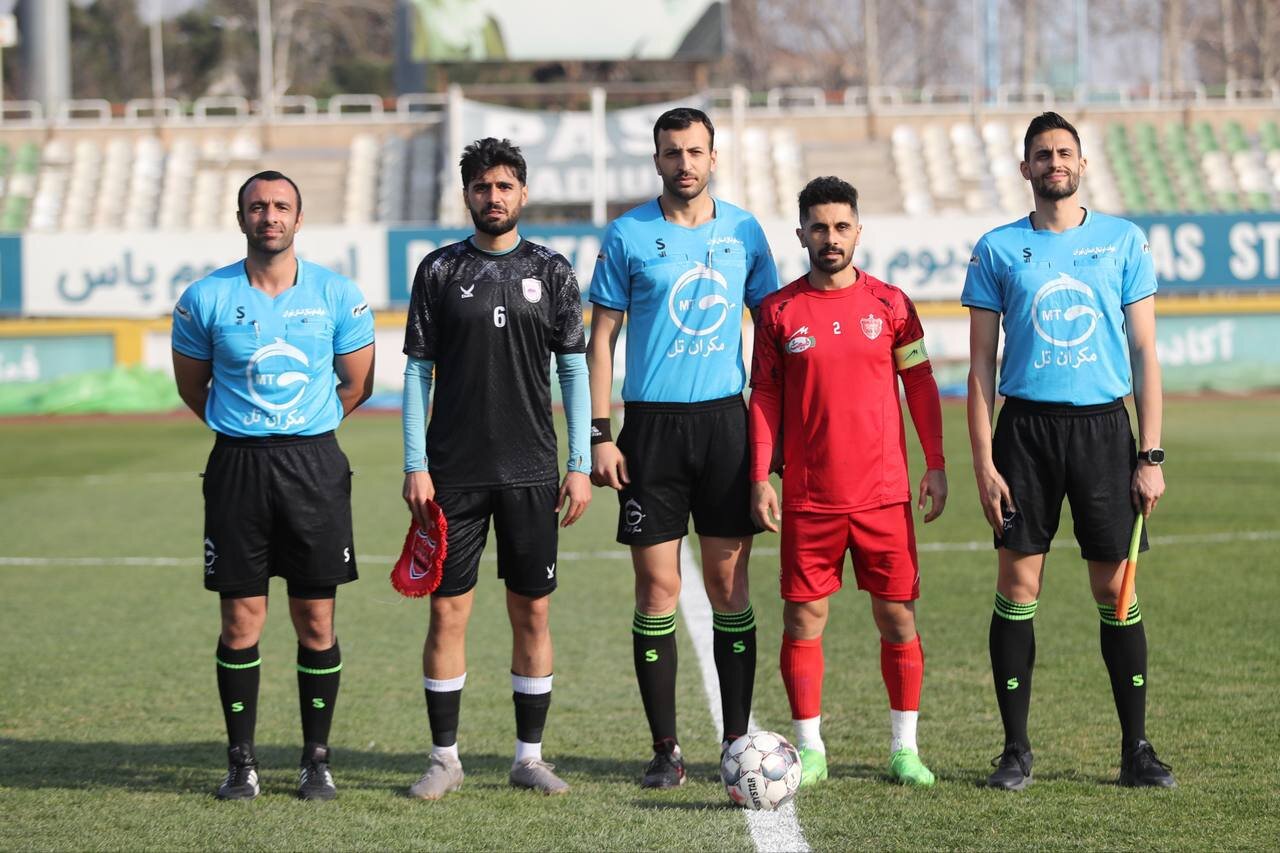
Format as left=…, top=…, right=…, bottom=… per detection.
left=786, top=326, right=816, bottom=354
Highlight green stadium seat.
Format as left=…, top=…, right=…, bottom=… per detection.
left=1214, top=190, right=1240, bottom=212
left=1194, top=121, right=1219, bottom=152
left=1184, top=192, right=1212, bottom=214
left=1259, top=120, right=1280, bottom=151
left=1247, top=191, right=1272, bottom=211
left=1224, top=121, right=1249, bottom=153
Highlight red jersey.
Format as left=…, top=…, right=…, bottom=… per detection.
left=749, top=270, right=944, bottom=513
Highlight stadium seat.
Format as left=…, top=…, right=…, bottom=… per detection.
left=377, top=135, right=408, bottom=223
left=407, top=128, right=441, bottom=224
left=344, top=133, right=379, bottom=224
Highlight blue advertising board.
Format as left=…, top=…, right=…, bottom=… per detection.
left=1131, top=213, right=1280, bottom=291
left=0, top=234, right=23, bottom=315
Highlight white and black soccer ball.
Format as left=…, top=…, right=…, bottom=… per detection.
left=720, top=731, right=802, bottom=810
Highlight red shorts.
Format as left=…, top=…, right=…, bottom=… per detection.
left=780, top=503, right=919, bottom=602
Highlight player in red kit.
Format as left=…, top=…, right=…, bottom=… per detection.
left=749, top=176, right=948, bottom=788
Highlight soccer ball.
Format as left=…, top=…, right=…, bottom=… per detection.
left=720, top=731, right=802, bottom=810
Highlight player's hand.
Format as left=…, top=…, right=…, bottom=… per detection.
left=402, top=470, right=437, bottom=529
left=974, top=463, right=1014, bottom=536
left=590, top=441, right=630, bottom=490
left=751, top=481, right=781, bottom=533
left=1131, top=462, right=1165, bottom=518
left=557, top=471, right=592, bottom=528
left=918, top=468, right=948, bottom=523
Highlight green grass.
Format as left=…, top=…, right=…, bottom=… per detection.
left=1, top=397, right=1278, bottom=851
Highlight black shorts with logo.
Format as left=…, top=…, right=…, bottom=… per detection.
left=202, top=431, right=357, bottom=596
left=614, top=394, right=760, bottom=546
left=992, top=397, right=1148, bottom=561
left=432, top=483, right=560, bottom=598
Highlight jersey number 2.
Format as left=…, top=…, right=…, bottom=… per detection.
left=494, top=306, right=507, bottom=328
left=833, top=321, right=842, bottom=335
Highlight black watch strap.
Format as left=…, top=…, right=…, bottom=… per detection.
left=1138, top=448, right=1165, bottom=464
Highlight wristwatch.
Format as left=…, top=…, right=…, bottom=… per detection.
left=1137, top=448, right=1165, bottom=465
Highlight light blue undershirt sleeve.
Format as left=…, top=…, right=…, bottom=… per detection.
left=403, top=356, right=433, bottom=473
left=555, top=352, right=590, bottom=474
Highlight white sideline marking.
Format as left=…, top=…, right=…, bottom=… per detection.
left=678, top=539, right=810, bottom=853
left=6, top=530, right=1279, bottom=569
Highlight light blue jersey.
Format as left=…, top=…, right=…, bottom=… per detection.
left=962, top=210, right=1156, bottom=405
left=589, top=198, right=778, bottom=403
left=172, top=259, right=374, bottom=436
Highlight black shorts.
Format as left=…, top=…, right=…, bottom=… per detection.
left=202, top=432, right=357, bottom=595
left=432, top=483, right=560, bottom=598
left=992, top=397, right=1148, bottom=561
left=615, top=395, right=760, bottom=546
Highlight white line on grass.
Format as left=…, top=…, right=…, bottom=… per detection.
left=678, top=538, right=810, bottom=853
left=6, top=529, right=1279, bottom=569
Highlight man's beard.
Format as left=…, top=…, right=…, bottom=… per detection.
left=810, top=245, right=852, bottom=274
left=246, top=231, right=292, bottom=255
left=471, top=205, right=520, bottom=236
left=1032, top=170, right=1080, bottom=201
left=662, top=172, right=708, bottom=200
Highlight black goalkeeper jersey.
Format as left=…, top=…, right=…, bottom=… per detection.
left=404, top=238, right=586, bottom=489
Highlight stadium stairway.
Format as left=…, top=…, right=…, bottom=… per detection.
left=802, top=139, right=902, bottom=214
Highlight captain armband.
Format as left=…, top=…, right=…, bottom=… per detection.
left=893, top=337, right=930, bottom=371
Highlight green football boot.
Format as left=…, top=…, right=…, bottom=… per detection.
left=797, top=746, right=828, bottom=788
left=888, top=748, right=936, bottom=787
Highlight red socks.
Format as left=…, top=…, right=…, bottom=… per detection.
left=880, top=635, right=924, bottom=711
left=780, top=634, right=824, bottom=719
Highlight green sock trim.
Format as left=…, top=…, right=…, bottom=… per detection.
left=216, top=656, right=262, bottom=670
left=1098, top=600, right=1142, bottom=626
left=296, top=662, right=344, bottom=676
left=632, top=609, right=677, bottom=637
left=994, top=592, right=1038, bottom=621
left=712, top=605, right=756, bottom=633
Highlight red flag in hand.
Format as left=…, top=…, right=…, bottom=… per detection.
left=390, top=501, right=448, bottom=597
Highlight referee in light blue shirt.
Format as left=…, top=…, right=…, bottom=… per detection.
left=963, top=113, right=1175, bottom=791
left=587, top=107, right=778, bottom=787
left=172, top=170, right=375, bottom=802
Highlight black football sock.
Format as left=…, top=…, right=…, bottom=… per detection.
left=512, top=674, right=553, bottom=745
left=1098, top=600, right=1148, bottom=746
left=989, top=593, right=1037, bottom=750
left=216, top=640, right=260, bottom=748
left=297, top=641, right=342, bottom=750
left=424, top=673, right=466, bottom=748
left=633, top=609, right=678, bottom=746
left=712, top=605, right=757, bottom=743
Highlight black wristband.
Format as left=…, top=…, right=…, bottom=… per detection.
left=590, top=417, right=613, bottom=445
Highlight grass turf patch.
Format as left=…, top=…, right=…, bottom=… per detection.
left=1, top=397, right=1278, bottom=850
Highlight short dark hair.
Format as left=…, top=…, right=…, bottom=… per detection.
left=1023, top=111, right=1082, bottom=162
left=459, top=137, right=527, bottom=188
left=653, top=107, right=715, bottom=152
left=237, top=170, right=301, bottom=215
left=798, top=176, right=859, bottom=223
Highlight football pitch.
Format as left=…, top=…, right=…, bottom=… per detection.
left=1, top=396, right=1277, bottom=851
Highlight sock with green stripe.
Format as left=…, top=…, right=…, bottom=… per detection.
left=216, top=640, right=260, bottom=747
left=989, top=593, right=1037, bottom=750
left=633, top=609, right=678, bottom=745
left=712, top=606, right=757, bottom=742
left=297, top=641, right=342, bottom=749
left=1098, top=600, right=1147, bottom=746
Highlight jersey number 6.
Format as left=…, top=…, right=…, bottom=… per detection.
left=494, top=306, right=507, bottom=328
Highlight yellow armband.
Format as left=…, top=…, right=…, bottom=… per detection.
left=893, top=338, right=930, bottom=371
